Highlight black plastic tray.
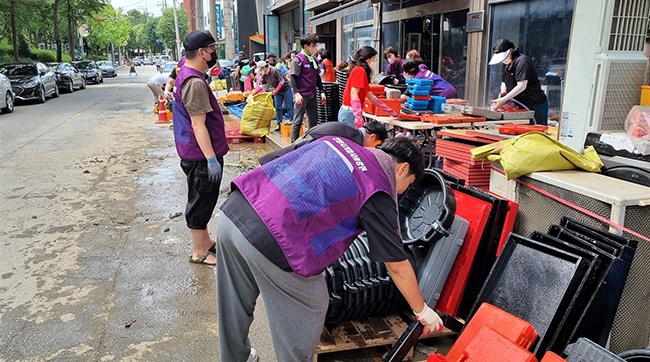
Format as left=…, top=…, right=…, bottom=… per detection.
left=468, top=233, right=591, bottom=357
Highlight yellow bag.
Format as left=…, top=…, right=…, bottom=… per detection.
left=240, top=92, right=275, bottom=137
left=471, top=132, right=603, bottom=180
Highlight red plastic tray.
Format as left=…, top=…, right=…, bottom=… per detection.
left=499, top=124, right=548, bottom=135
left=437, top=191, right=492, bottom=316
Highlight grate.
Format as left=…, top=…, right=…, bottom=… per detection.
left=513, top=176, right=650, bottom=353
left=600, top=60, right=647, bottom=131
left=608, top=0, right=650, bottom=52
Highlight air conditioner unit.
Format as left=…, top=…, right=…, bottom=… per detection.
left=559, top=0, right=650, bottom=151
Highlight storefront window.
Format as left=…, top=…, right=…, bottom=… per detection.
left=341, top=8, right=374, bottom=62
left=382, top=22, right=400, bottom=72
left=441, top=10, right=468, bottom=99
left=487, top=0, right=575, bottom=117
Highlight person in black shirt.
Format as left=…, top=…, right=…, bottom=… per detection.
left=488, top=38, right=549, bottom=125
left=258, top=121, right=388, bottom=164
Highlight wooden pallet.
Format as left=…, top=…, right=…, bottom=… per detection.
left=226, top=135, right=265, bottom=144
left=225, top=121, right=265, bottom=144
left=313, top=314, right=455, bottom=361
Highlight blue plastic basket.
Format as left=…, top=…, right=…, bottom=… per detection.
left=429, top=96, right=447, bottom=114
left=406, top=78, right=434, bottom=86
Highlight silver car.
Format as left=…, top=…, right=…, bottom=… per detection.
left=0, top=73, right=14, bottom=113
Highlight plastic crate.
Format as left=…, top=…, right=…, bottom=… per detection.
left=280, top=122, right=302, bottom=138
left=405, top=98, right=430, bottom=107
left=364, top=99, right=376, bottom=114
left=446, top=302, right=538, bottom=362
left=429, top=96, right=447, bottom=114
left=376, top=98, right=402, bottom=116
left=541, top=351, right=567, bottom=362
left=564, top=338, right=625, bottom=362
left=407, top=86, right=432, bottom=96
left=406, top=78, right=434, bottom=86
left=458, top=326, right=537, bottom=362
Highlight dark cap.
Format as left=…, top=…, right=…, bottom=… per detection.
left=488, top=38, right=515, bottom=65
left=183, top=30, right=217, bottom=51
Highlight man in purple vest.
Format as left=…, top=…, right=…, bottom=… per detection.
left=216, top=137, right=444, bottom=361
left=289, top=33, right=326, bottom=142
left=172, top=30, right=228, bottom=266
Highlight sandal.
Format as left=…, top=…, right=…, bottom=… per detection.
left=208, top=241, right=216, bottom=255
left=189, top=251, right=216, bottom=266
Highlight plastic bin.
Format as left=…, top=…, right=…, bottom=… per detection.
left=641, top=85, right=650, bottom=106
left=541, top=351, right=567, bottom=362
left=408, top=86, right=432, bottom=96
left=446, top=302, right=538, bottom=362
left=376, top=98, right=402, bottom=116
left=406, top=78, right=434, bottom=86
left=564, top=338, right=625, bottom=362
left=458, top=326, right=537, bottom=362
left=429, top=96, right=447, bottom=114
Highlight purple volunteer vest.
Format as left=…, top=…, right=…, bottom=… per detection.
left=416, top=68, right=457, bottom=99
left=234, top=136, right=395, bottom=277
left=172, top=66, right=228, bottom=160
left=295, top=52, right=319, bottom=98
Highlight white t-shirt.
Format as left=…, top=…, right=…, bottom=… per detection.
left=148, top=73, right=169, bottom=87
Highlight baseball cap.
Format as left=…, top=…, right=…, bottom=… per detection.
left=183, top=30, right=217, bottom=51
left=488, top=38, right=515, bottom=65
left=256, top=60, right=267, bottom=69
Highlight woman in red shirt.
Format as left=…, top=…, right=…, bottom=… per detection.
left=338, top=46, right=399, bottom=128
left=318, top=49, right=336, bottom=82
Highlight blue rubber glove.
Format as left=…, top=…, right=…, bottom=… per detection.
left=207, top=156, right=222, bottom=184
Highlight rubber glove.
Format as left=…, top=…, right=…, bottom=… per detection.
left=164, top=90, right=173, bottom=101
left=372, top=98, right=399, bottom=117
left=350, top=98, right=364, bottom=128
left=414, top=303, right=444, bottom=336
left=206, top=156, right=222, bottom=184
left=321, top=92, right=327, bottom=105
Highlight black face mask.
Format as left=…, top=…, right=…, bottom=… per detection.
left=206, top=51, right=217, bottom=68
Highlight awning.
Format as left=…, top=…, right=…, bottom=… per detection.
left=249, top=34, right=264, bottom=45
left=308, top=0, right=371, bottom=26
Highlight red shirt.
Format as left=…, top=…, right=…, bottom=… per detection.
left=342, top=66, right=370, bottom=106
left=323, top=59, right=336, bottom=82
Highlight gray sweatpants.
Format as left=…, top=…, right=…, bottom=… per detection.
left=291, top=96, right=318, bottom=142
left=216, top=213, right=329, bottom=362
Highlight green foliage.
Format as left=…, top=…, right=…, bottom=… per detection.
left=156, top=7, right=189, bottom=56
left=18, top=34, right=30, bottom=58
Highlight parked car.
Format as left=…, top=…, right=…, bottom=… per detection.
left=0, top=73, right=15, bottom=113
left=143, top=58, right=154, bottom=65
left=161, top=61, right=178, bottom=74
left=133, top=56, right=143, bottom=66
left=73, top=60, right=103, bottom=84
left=53, top=62, right=86, bottom=92
left=96, top=61, right=117, bottom=77
left=0, top=62, right=58, bottom=103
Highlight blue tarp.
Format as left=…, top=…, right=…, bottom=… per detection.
left=227, top=104, right=246, bottom=119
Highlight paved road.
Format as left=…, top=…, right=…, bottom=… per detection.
left=0, top=64, right=450, bottom=361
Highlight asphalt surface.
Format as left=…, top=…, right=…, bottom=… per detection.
left=0, top=65, right=453, bottom=361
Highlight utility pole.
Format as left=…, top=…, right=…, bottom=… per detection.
left=222, top=0, right=235, bottom=59
left=209, top=0, right=216, bottom=37
left=172, top=0, right=181, bottom=59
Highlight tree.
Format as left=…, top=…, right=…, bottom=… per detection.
left=61, top=0, right=105, bottom=60
left=86, top=5, right=130, bottom=59
left=141, top=18, right=164, bottom=55
left=156, top=7, right=188, bottom=59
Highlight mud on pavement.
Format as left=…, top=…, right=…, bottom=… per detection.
left=0, top=94, right=276, bottom=361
